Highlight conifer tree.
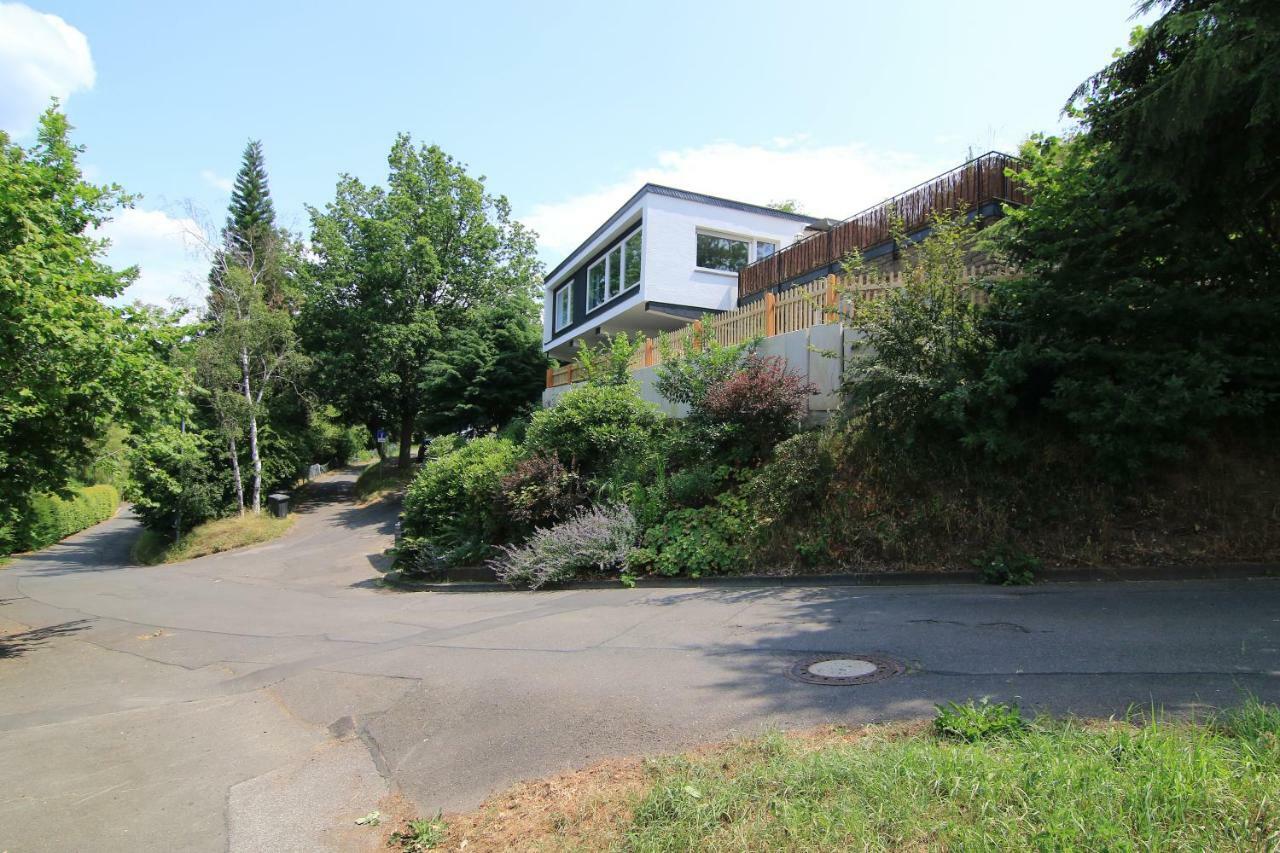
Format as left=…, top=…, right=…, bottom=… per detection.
left=226, top=140, right=276, bottom=255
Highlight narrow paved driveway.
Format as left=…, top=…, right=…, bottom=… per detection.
left=2, top=467, right=1277, bottom=851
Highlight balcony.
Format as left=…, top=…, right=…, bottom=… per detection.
left=738, top=151, right=1028, bottom=301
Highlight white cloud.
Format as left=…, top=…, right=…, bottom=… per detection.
left=0, top=3, right=95, bottom=135
left=96, top=207, right=209, bottom=309
left=201, top=169, right=233, bottom=192
left=522, top=140, right=951, bottom=260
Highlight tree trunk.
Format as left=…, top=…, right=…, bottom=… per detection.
left=228, top=434, right=245, bottom=516
left=241, top=346, right=263, bottom=513
left=397, top=409, right=414, bottom=469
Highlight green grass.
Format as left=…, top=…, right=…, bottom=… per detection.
left=624, top=703, right=1280, bottom=851
left=435, top=700, right=1280, bottom=851
left=354, top=458, right=416, bottom=502
left=131, top=513, right=295, bottom=565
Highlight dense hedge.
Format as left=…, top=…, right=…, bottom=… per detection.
left=14, top=484, right=120, bottom=553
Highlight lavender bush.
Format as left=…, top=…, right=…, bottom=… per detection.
left=488, top=504, right=638, bottom=589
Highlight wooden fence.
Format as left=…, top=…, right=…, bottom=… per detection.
left=738, top=151, right=1027, bottom=299
left=546, top=265, right=1004, bottom=388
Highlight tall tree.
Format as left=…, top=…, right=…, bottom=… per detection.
left=0, top=107, right=182, bottom=546
left=969, top=0, right=1280, bottom=472
left=200, top=257, right=303, bottom=513
left=304, top=135, right=544, bottom=467
left=199, top=140, right=304, bottom=513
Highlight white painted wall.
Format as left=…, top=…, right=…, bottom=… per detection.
left=543, top=323, right=855, bottom=426
left=640, top=193, right=810, bottom=312
left=540, top=188, right=810, bottom=351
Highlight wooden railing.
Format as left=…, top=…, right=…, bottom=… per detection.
left=738, top=151, right=1027, bottom=300
left=546, top=265, right=1005, bottom=388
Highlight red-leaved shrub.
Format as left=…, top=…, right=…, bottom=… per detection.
left=700, top=355, right=816, bottom=455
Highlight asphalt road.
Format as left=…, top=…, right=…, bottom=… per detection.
left=1, top=467, right=1277, bottom=851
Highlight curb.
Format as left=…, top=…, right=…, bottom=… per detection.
left=380, top=561, right=1280, bottom=593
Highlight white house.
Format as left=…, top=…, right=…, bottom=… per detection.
left=541, top=184, right=820, bottom=360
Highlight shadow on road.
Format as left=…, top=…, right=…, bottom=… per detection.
left=650, top=584, right=1280, bottom=721
left=14, top=514, right=142, bottom=578
left=0, top=619, right=92, bottom=659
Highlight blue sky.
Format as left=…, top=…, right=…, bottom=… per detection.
left=1, top=0, right=1151, bottom=306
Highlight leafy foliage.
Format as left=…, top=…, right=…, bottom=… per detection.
left=400, top=435, right=519, bottom=567
left=415, top=297, right=548, bottom=437
left=489, top=504, right=637, bottom=589
left=388, top=814, right=447, bottom=852
left=934, top=699, right=1028, bottom=741
left=574, top=332, right=646, bottom=387
left=841, top=210, right=992, bottom=446
left=13, top=485, right=120, bottom=553
left=1072, top=0, right=1280, bottom=232
left=654, top=324, right=751, bottom=410
left=742, top=431, right=834, bottom=523
left=962, top=3, right=1280, bottom=474
left=701, top=354, right=815, bottom=459
left=636, top=493, right=755, bottom=577
left=127, top=426, right=230, bottom=535
left=0, top=108, right=182, bottom=545
left=524, top=384, right=663, bottom=477
left=497, top=453, right=587, bottom=535
left=303, top=135, right=544, bottom=465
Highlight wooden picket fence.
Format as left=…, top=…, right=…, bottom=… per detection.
left=546, top=264, right=1006, bottom=388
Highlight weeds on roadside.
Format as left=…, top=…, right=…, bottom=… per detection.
left=974, top=548, right=1039, bottom=585
left=934, top=698, right=1028, bottom=741
left=387, top=813, right=446, bottom=851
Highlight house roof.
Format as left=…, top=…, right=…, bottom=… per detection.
left=542, top=183, right=821, bottom=285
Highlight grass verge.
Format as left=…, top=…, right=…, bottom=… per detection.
left=392, top=700, right=1280, bottom=851
left=131, top=513, right=295, bottom=565
left=354, top=459, right=417, bottom=503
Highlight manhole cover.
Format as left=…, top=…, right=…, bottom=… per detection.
left=787, top=653, right=904, bottom=686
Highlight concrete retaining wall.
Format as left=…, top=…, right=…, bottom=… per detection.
left=542, top=324, right=862, bottom=421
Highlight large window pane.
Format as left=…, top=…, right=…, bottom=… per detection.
left=624, top=230, right=642, bottom=289
left=697, top=233, right=749, bottom=271
left=587, top=261, right=606, bottom=309
left=607, top=246, right=622, bottom=297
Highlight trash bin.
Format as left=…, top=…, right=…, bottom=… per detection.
left=267, top=493, right=290, bottom=518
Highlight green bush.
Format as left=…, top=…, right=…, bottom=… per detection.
left=841, top=210, right=992, bottom=448
left=654, top=324, right=751, bottom=409
left=496, top=453, right=587, bottom=536
left=743, top=430, right=834, bottom=522
left=524, top=384, right=662, bottom=477
left=399, top=435, right=519, bottom=568
left=14, top=484, right=121, bottom=552
left=641, top=492, right=755, bottom=577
